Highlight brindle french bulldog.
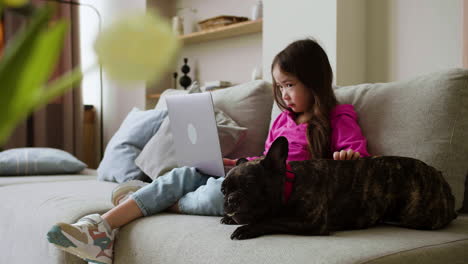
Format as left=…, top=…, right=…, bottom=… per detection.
left=221, top=136, right=457, bottom=240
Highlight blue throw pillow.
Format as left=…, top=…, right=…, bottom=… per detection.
left=97, top=108, right=168, bottom=183
left=0, top=148, right=87, bottom=175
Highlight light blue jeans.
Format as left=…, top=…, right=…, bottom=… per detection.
left=130, top=166, right=225, bottom=216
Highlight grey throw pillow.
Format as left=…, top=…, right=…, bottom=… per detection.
left=333, top=68, right=468, bottom=211
left=0, top=148, right=86, bottom=175
left=135, top=109, right=247, bottom=180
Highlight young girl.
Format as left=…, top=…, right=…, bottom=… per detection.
left=46, top=38, right=369, bottom=264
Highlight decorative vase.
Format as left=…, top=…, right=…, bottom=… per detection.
left=179, top=58, right=192, bottom=90
left=251, top=1, right=263, bottom=20
left=172, top=16, right=184, bottom=35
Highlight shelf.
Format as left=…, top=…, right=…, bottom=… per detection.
left=179, top=18, right=262, bottom=45
left=147, top=93, right=161, bottom=99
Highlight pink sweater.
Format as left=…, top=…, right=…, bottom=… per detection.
left=249, top=104, right=369, bottom=161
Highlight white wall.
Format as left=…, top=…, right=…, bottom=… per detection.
left=263, top=0, right=338, bottom=83
left=367, top=0, right=463, bottom=82
left=263, top=0, right=368, bottom=86
left=79, top=0, right=146, bottom=153
left=178, top=34, right=262, bottom=86
left=264, top=0, right=463, bottom=85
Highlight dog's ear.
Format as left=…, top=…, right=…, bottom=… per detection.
left=262, top=136, right=289, bottom=170
left=236, top=158, right=248, bottom=166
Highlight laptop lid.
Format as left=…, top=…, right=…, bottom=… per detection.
left=165, top=92, right=225, bottom=177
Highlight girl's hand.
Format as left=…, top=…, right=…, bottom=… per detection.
left=333, top=149, right=360, bottom=160
left=223, top=158, right=237, bottom=166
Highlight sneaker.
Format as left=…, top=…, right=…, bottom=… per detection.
left=47, top=214, right=116, bottom=264
left=111, top=180, right=149, bottom=206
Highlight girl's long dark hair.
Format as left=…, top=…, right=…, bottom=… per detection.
left=272, top=38, right=337, bottom=159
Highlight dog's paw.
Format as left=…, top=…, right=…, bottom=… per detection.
left=230, top=225, right=261, bottom=240
left=221, top=216, right=237, bottom=225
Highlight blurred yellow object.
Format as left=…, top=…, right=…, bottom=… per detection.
left=94, top=9, right=181, bottom=85
left=1, top=0, right=28, bottom=7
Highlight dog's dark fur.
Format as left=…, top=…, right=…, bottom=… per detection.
left=221, top=136, right=457, bottom=240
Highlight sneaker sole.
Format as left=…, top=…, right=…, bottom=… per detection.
left=111, top=180, right=148, bottom=206
left=47, top=225, right=111, bottom=264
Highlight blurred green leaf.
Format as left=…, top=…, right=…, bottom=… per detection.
left=0, top=5, right=51, bottom=116
left=35, top=67, right=83, bottom=109
left=1, top=0, right=28, bottom=8
left=13, top=20, right=69, bottom=113
left=0, top=5, right=74, bottom=145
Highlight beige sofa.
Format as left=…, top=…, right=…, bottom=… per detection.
left=1, top=68, right=467, bottom=264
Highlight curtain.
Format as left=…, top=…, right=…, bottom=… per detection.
left=2, top=1, right=84, bottom=160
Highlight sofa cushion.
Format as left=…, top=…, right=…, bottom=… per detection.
left=333, top=68, right=468, bottom=211
left=1, top=177, right=467, bottom=264
left=0, top=179, right=116, bottom=264
left=113, top=213, right=468, bottom=264
left=156, top=80, right=274, bottom=158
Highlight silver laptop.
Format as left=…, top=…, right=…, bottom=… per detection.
left=165, top=92, right=225, bottom=177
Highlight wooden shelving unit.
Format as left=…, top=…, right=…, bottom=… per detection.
left=179, top=18, right=262, bottom=45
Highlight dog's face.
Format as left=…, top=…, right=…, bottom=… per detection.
left=221, top=137, right=289, bottom=224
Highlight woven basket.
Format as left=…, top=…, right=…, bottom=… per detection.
left=198, top=15, right=249, bottom=31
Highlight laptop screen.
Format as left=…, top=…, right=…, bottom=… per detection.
left=165, top=92, right=225, bottom=177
